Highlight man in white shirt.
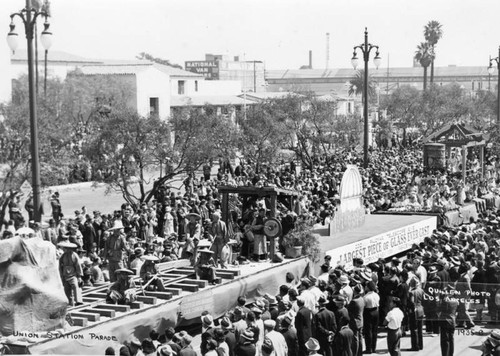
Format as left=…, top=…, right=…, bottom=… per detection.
left=384, top=296, right=404, bottom=356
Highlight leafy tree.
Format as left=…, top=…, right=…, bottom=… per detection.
left=424, top=20, right=444, bottom=85
left=238, top=93, right=339, bottom=170
left=83, top=103, right=239, bottom=207
left=238, top=100, right=289, bottom=173
left=136, top=52, right=183, bottom=69
left=380, top=85, right=422, bottom=143
left=82, top=110, right=172, bottom=207
left=348, top=70, right=377, bottom=104
left=414, top=42, right=433, bottom=91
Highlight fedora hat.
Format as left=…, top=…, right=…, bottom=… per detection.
left=339, top=275, right=349, bottom=285
left=115, top=268, right=134, bottom=275
left=199, top=249, right=214, bottom=254
left=305, top=338, right=320, bottom=351
left=108, top=220, right=124, bottom=231
left=202, top=314, right=214, bottom=327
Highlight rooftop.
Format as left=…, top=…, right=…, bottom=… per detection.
left=266, top=66, right=492, bottom=80
left=74, top=62, right=202, bottom=77
left=171, top=95, right=252, bottom=107
left=11, top=49, right=102, bottom=64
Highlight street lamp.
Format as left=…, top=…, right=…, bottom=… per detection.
left=488, top=47, right=500, bottom=130
left=351, top=27, right=381, bottom=168
left=7, top=0, right=53, bottom=223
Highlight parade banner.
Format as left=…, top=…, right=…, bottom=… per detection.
left=326, top=216, right=437, bottom=270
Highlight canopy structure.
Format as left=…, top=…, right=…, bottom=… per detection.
left=217, top=186, right=301, bottom=261
left=217, top=186, right=300, bottom=223
left=423, top=122, right=489, bottom=182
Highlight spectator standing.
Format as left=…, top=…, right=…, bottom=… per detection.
left=209, top=212, right=229, bottom=268
left=363, top=281, right=380, bottom=354
left=347, top=284, right=365, bottom=356
left=295, top=296, right=313, bottom=356
left=383, top=297, right=404, bottom=356
left=314, top=294, right=336, bottom=356
left=408, top=278, right=425, bottom=351
left=279, top=315, right=298, bottom=356
left=103, top=220, right=129, bottom=282
left=234, top=330, right=256, bottom=356
left=439, top=287, right=459, bottom=356
left=58, top=241, right=83, bottom=306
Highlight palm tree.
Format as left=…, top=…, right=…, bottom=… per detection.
left=414, top=42, right=433, bottom=91
left=348, top=70, right=377, bottom=104
left=424, top=20, right=443, bottom=85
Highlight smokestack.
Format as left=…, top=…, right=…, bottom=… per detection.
left=309, top=50, right=312, bottom=69
left=326, top=33, right=330, bottom=69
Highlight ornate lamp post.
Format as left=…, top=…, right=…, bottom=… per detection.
left=488, top=47, right=500, bottom=130
left=7, top=0, right=53, bottom=222
left=351, top=28, right=381, bottom=168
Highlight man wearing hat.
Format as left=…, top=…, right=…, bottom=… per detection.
left=179, top=333, right=196, bottom=356
left=130, top=247, right=144, bottom=275
left=182, top=212, right=202, bottom=262
left=338, top=274, right=353, bottom=303
left=194, top=249, right=217, bottom=284
left=140, top=255, right=166, bottom=291
left=295, top=296, right=313, bottom=356
left=332, top=313, right=354, bottom=356
left=304, top=338, right=321, bottom=356
left=423, top=265, right=441, bottom=335
left=234, top=330, right=256, bottom=356
left=58, top=241, right=83, bottom=306
left=263, top=319, right=287, bottom=356
left=103, top=220, right=130, bottom=282
left=209, top=212, right=229, bottom=268
left=106, top=268, right=137, bottom=305
left=279, top=314, right=298, bottom=356
left=314, top=294, right=336, bottom=356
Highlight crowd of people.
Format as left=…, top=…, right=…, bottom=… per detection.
left=3, top=146, right=500, bottom=355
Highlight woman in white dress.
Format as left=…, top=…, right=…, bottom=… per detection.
left=163, top=206, right=175, bottom=237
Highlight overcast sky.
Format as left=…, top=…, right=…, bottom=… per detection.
left=3, top=0, right=500, bottom=70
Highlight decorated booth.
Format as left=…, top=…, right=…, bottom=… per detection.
left=423, top=122, right=489, bottom=183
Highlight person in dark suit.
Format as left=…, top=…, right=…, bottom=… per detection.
left=347, top=285, right=365, bottom=356
left=439, top=287, right=459, bottom=356
left=295, top=296, right=313, bottom=356
left=314, top=294, right=337, bottom=356
left=280, top=315, right=298, bottom=356
left=220, top=316, right=237, bottom=356
left=234, top=330, right=256, bottom=356
left=332, top=295, right=350, bottom=329
left=333, top=315, right=354, bottom=356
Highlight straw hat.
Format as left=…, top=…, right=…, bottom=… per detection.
left=58, top=241, right=77, bottom=249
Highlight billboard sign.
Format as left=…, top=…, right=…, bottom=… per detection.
left=185, top=61, right=219, bottom=79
